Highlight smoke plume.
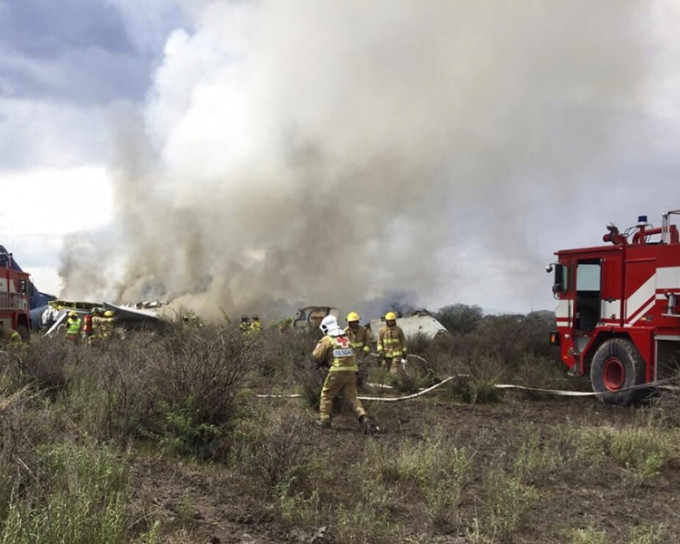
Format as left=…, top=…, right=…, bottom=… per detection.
left=60, top=1, right=653, bottom=320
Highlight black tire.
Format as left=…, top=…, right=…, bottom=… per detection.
left=590, top=338, right=646, bottom=405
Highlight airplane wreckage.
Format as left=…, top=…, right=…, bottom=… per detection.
left=3, top=245, right=449, bottom=339
left=293, top=306, right=448, bottom=340
left=41, top=300, right=171, bottom=337
left=0, top=244, right=171, bottom=337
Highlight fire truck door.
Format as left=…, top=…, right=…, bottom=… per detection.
left=574, top=261, right=602, bottom=332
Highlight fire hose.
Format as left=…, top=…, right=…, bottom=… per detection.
left=255, top=354, right=678, bottom=401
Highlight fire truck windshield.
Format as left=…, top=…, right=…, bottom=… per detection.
left=576, top=263, right=601, bottom=292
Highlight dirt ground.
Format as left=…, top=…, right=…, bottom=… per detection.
left=129, top=388, right=680, bottom=544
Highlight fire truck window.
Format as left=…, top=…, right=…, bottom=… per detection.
left=575, top=263, right=601, bottom=330
left=576, top=264, right=600, bottom=292
left=552, top=264, right=569, bottom=294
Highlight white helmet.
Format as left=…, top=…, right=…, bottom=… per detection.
left=320, top=315, right=343, bottom=336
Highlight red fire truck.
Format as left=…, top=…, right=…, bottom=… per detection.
left=548, top=210, right=680, bottom=404
left=0, top=247, right=31, bottom=339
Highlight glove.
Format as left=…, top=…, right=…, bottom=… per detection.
left=314, top=359, right=328, bottom=370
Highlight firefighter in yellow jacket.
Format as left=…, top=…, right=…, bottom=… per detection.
left=92, top=310, right=116, bottom=342
left=65, top=311, right=82, bottom=342
left=377, top=311, right=407, bottom=374
left=249, top=315, right=262, bottom=334
left=344, top=311, right=372, bottom=387
left=312, top=314, right=374, bottom=432
left=0, top=323, right=23, bottom=350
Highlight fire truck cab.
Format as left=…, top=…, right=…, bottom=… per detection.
left=548, top=210, right=680, bottom=404
left=0, top=247, right=31, bottom=340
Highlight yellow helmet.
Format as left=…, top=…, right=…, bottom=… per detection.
left=104, top=310, right=114, bottom=318
left=346, top=311, right=360, bottom=322
left=68, top=311, right=78, bottom=317
left=385, top=311, right=397, bottom=321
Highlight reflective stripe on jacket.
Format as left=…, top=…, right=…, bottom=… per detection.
left=344, top=324, right=372, bottom=354
left=249, top=321, right=262, bottom=334
left=377, top=325, right=407, bottom=357
left=312, top=334, right=358, bottom=372
left=66, top=317, right=82, bottom=336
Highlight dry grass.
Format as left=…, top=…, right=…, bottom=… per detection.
left=1, top=313, right=680, bottom=543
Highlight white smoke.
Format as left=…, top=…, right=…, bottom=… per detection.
left=60, top=1, right=658, bottom=320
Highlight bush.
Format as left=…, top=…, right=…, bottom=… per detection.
left=256, top=328, right=317, bottom=383
left=435, top=304, right=484, bottom=335
left=16, top=335, right=76, bottom=394
left=142, top=324, right=258, bottom=459
left=237, top=408, right=312, bottom=495
left=55, top=325, right=258, bottom=460
left=0, top=440, right=129, bottom=544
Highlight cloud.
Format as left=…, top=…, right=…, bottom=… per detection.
left=0, top=165, right=114, bottom=296
left=57, top=1, right=678, bottom=318
left=0, top=97, right=114, bottom=168
left=0, top=0, right=183, bottom=105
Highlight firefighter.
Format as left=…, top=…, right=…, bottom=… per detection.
left=239, top=314, right=250, bottom=332
left=82, top=312, right=93, bottom=341
left=65, top=311, right=82, bottom=342
left=278, top=317, right=293, bottom=333
left=249, top=314, right=262, bottom=334
left=344, top=311, right=372, bottom=387
left=312, top=314, right=375, bottom=433
left=92, top=310, right=116, bottom=341
left=377, top=311, right=407, bottom=374
left=0, top=323, right=22, bottom=350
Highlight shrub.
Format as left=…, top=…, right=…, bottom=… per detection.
left=62, top=325, right=258, bottom=459
left=435, top=303, right=484, bottom=335
left=294, top=357, right=326, bottom=410
left=237, top=408, right=312, bottom=494
left=257, top=328, right=318, bottom=383
left=16, top=335, right=76, bottom=394
left=143, top=324, right=257, bottom=459
left=445, top=356, right=503, bottom=404
left=0, top=440, right=129, bottom=544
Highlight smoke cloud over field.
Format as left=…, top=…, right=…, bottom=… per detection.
left=60, top=1, right=652, bottom=319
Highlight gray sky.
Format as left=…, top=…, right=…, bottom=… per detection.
left=1, top=0, right=680, bottom=321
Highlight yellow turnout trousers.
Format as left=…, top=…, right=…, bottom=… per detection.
left=319, top=370, right=366, bottom=423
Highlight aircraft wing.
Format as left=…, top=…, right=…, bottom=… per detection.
left=103, top=302, right=165, bottom=322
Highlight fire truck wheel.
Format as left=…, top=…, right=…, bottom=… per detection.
left=590, top=338, right=646, bottom=405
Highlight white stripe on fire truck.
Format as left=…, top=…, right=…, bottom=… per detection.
left=624, top=266, right=680, bottom=326
left=555, top=300, right=572, bottom=327
left=624, top=274, right=656, bottom=325
left=624, top=296, right=655, bottom=327
left=553, top=267, right=680, bottom=329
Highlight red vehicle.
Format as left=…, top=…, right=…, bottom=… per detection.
left=548, top=210, right=680, bottom=404
left=0, top=248, right=31, bottom=339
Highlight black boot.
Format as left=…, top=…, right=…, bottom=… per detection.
left=359, top=414, right=379, bottom=435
